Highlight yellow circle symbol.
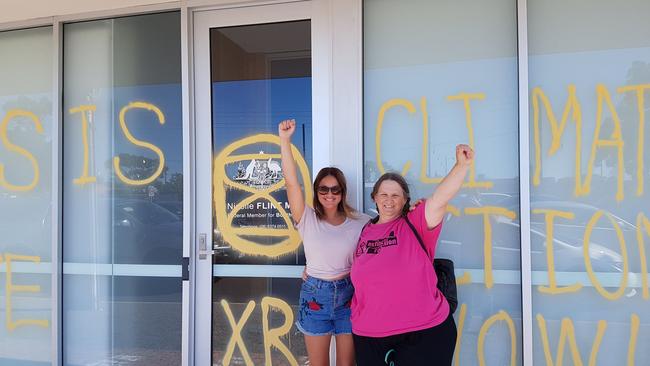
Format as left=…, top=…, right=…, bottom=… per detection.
left=213, top=134, right=312, bottom=257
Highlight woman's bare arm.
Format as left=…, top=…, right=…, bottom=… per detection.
left=279, top=119, right=306, bottom=223
left=425, top=144, right=473, bottom=228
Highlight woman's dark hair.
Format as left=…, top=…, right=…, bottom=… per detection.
left=312, top=167, right=356, bottom=220
left=370, top=172, right=411, bottom=216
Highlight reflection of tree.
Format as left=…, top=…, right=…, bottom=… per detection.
left=162, top=173, right=183, bottom=198
left=572, top=62, right=650, bottom=207
left=619, top=61, right=650, bottom=180
left=109, top=153, right=168, bottom=182
left=108, top=154, right=182, bottom=200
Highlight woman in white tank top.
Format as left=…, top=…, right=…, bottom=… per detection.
left=279, top=119, right=369, bottom=366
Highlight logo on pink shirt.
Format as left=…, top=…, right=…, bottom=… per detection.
left=355, top=231, right=398, bottom=256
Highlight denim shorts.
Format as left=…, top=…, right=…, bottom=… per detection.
left=296, top=275, right=354, bottom=336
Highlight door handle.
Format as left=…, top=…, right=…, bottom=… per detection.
left=198, top=233, right=214, bottom=260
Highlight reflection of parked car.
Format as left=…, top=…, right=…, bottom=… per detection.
left=528, top=200, right=636, bottom=272
left=114, top=199, right=182, bottom=265
left=157, top=200, right=183, bottom=219
left=435, top=193, right=638, bottom=294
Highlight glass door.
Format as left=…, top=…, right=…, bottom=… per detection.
left=194, top=3, right=329, bottom=365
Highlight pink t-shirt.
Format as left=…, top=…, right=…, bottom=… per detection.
left=350, top=202, right=449, bottom=337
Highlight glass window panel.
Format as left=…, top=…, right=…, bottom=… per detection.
left=211, top=20, right=312, bottom=266
left=528, top=1, right=650, bottom=364
left=364, top=1, right=521, bottom=364
left=0, top=26, right=53, bottom=365
left=210, top=20, right=312, bottom=363
left=62, top=12, right=183, bottom=365
left=212, top=277, right=307, bottom=364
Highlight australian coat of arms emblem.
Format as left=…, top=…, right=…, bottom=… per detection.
left=233, top=151, right=284, bottom=188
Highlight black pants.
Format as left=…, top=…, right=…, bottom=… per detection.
left=353, top=313, right=457, bottom=366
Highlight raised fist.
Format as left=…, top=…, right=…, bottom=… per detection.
left=278, top=119, right=296, bottom=139
left=456, top=144, right=474, bottom=167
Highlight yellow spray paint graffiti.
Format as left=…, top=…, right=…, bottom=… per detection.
left=628, top=314, right=640, bottom=366
left=463, top=206, right=517, bottom=289
left=536, top=314, right=607, bottom=366
left=3, top=253, right=49, bottom=331
left=617, top=84, right=650, bottom=197
left=531, top=83, right=649, bottom=202
left=446, top=92, right=492, bottom=189
left=477, top=310, right=517, bottom=366
left=68, top=102, right=167, bottom=186
left=583, top=210, right=629, bottom=301
left=581, top=85, right=625, bottom=202
left=261, top=297, right=298, bottom=366
left=0, top=109, right=43, bottom=192
left=0, top=83, right=647, bottom=363
left=375, top=98, right=416, bottom=176
left=221, top=300, right=256, bottom=365
left=211, top=298, right=643, bottom=366
left=532, top=85, right=583, bottom=193
left=218, top=297, right=297, bottom=366
left=533, top=209, right=583, bottom=295
left=368, top=85, right=647, bottom=364
left=69, top=105, right=98, bottom=185
left=113, top=102, right=166, bottom=186
left=213, top=134, right=312, bottom=258
left=375, top=95, right=493, bottom=188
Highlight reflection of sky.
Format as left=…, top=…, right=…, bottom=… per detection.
left=114, top=83, right=183, bottom=175
left=212, top=78, right=312, bottom=170
left=364, top=57, right=519, bottom=180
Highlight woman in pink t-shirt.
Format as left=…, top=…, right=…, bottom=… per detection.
left=279, top=119, right=370, bottom=366
left=351, top=144, right=474, bottom=366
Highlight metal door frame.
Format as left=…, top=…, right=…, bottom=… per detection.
left=191, top=2, right=335, bottom=364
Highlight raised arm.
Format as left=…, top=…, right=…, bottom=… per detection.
left=425, top=144, right=474, bottom=228
left=279, top=119, right=306, bottom=223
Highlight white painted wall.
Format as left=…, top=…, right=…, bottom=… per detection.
left=329, top=0, right=363, bottom=209
left=0, top=0, right=179, bottom=23
left=2, top=0, right=302, bottom=24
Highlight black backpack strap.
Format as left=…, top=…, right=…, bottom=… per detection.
left=358, top=218, right=373, bottom=239
left=363, top=216, right=378, bottom=232
left=403, top=215, right=431, bottom=262
left=404, top=215, right=459, bottom=314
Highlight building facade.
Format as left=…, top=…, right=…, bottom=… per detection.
left=0, top=0, right=649, bottom=365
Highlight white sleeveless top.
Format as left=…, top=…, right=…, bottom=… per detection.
left=296, top=206, right=370, bottom=280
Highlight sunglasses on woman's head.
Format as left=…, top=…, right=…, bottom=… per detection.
left=317, top=185, right=342, bottom=195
